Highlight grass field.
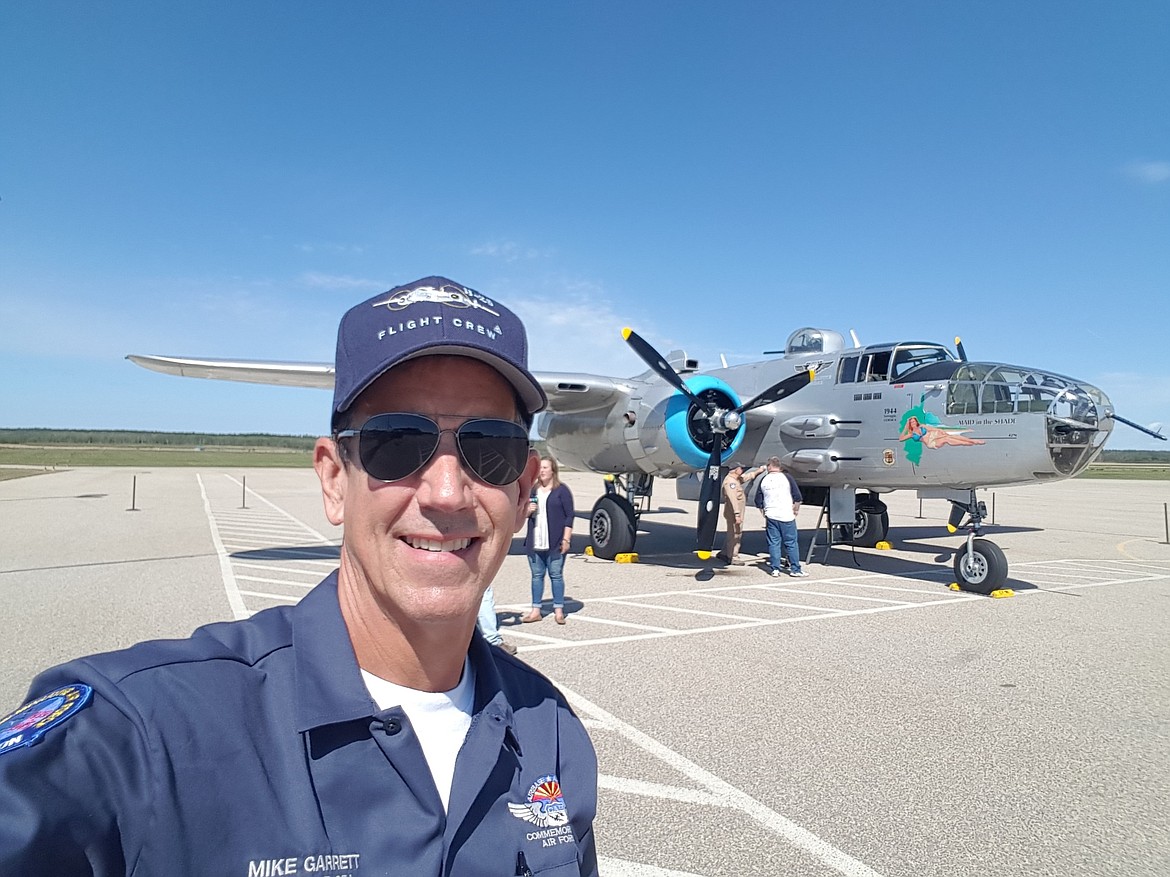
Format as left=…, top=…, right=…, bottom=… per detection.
left=0, top=445, right=313, bottom=471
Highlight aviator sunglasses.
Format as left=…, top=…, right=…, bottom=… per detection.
left=334, top=412, right=531, bottom=486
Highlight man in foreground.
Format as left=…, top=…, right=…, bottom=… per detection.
left=0, top=276, right=598, bottom=876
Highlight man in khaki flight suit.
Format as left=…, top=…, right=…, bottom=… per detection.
left=715, top=461, right=763, bottom=564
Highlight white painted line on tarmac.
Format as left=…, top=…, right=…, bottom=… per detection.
left=233, top=562, right=325, bottom=577
left=197, top=473, right=249, bottom=621
left=562, top=684, right=885, bottom=877
left=768, top=588, right=911, bottom=605
left=543, top=613, right=678, bottom=633
left=691, top=591, right=849, bottom=613
left=224, top=475, right=337, bottom=542
left=503, top=629, right=565, bottom=644
left=597, top=775, right=726, bottom=808
left=520, top=596, right=983, bottom=652
left=606, top=599, right=766, bottom=622
left=237, top=589, right=299, bottom=603
left=817, top=579, right=955, bottom=595
left=235, top=574, right=316, bottom=589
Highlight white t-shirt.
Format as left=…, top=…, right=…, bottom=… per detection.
left=760, top=471, right=798, bottom=522
left=361, top=658, right=476, bottom=812
left=533, top=486, right=551, bottom=550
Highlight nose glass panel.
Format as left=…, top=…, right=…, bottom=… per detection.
left=946, top=364, right=1113, bottom=475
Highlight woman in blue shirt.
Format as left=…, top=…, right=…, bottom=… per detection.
left=521, top=456, right=575, bottom=624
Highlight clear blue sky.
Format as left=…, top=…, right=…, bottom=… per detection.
left=3, top=2, right=1167, bottom=449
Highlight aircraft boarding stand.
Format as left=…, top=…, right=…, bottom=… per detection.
left=805, top=486, right=856, bottom=565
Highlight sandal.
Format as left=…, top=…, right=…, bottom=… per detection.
left=520, top=610, right=543, bottom=623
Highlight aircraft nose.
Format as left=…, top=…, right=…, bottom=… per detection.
left=1044, top=378, right=1112, bottom=476
left=949, top=363, right=1111, bottom=477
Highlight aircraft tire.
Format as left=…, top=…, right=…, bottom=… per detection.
left=590, top=495, right=637, bottom=560
left=952, top=538, right=1008, bottom=595
left=852, top=508, right=888, bottom=547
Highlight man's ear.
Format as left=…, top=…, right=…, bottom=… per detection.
left=314, top=437, right=347, bottom=526
left=512, top=450, right=540, bottom=532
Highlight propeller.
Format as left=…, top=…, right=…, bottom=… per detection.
left=623, top=328, right=814, bottom=558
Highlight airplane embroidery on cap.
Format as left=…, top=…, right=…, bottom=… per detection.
left=508, top=774, right=569, bottom=827
left=0, top=684, right=93, bottom=755
left=372, top=283, right=501, bottom=317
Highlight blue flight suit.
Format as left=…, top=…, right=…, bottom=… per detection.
left=0, top=573, right=598, bottom=876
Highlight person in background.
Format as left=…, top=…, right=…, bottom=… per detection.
left=477, top=586, right=517, bottom=654
left=0, top=276, right=598, bottom=876
left=520, top=456, right=575, bottom=624
left=715, top=461, right=763, bottom=565
left=759, top=455, right=807, bottom=577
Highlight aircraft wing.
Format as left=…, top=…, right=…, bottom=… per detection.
left=536, top=372, right=633, bottom=414
left=126, top=355, right=336, bottom=389
left=127, top=355, right=633, bottom=415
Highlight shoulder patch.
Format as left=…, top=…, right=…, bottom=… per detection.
left=0, top=684, right=93, bottom=755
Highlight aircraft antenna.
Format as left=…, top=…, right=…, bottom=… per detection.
left=849, top=329, right=861, bottom=348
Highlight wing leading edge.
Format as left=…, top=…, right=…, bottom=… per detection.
left=126, top=355, right=336, bottom=389
left=127, top=355, right=633, bottom=415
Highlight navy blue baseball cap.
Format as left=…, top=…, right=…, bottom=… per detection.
left=331, top=276, right=547, bottom=424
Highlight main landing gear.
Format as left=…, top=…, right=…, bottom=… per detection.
left=589, top=474, right=653, bottom=560
left=948, top=489, right=1008, bottom=595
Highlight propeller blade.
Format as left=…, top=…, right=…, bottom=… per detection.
left=694, top=443, right=724, bottom=558
left=736, top=369, right=814, bottom=414
left=955, top=337, right=968, bottom=363
left=623, top=328, right=720, bottom=415
left=623, top=328, right=688, bottom=392
left=946, top=502, right=967, bottom=533
left=1111, top=414, right=1167, bottom=441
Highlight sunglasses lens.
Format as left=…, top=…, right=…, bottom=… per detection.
left=358, top=414, right=439, bottom=482
left=456, top=419, right=531, bottom=486
left=353, top=414, right=529, bottom=485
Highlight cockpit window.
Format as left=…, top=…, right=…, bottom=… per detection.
left=863, top=350, right=891, bottom=382
left=890, top=345, right=955, bottom=380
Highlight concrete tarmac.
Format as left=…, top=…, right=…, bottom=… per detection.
left=2, top=467, right=1168, bottom=876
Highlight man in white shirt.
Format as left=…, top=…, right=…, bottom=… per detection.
left=758, top=455, right=807, bottom=577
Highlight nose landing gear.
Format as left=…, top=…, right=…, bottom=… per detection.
left=948, top=490, right=1008, bottom=594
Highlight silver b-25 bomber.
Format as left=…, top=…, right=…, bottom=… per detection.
left=130, top=320, right=1163, bottom=595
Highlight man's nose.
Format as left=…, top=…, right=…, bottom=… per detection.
left=414, top=432, right=474, bottom=507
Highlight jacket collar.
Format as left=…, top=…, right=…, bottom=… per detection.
left=292, top=573, right=515, bottom=739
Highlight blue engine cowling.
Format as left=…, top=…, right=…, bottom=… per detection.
left=663, top=375, right=745, bottom=469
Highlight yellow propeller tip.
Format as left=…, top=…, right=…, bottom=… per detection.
left=621, top=327, right=632, bottom=340
left=695, top=550, right=713, bottom=561
left=808, top=368, right=815, bottom=381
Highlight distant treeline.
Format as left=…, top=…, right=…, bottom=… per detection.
left=1100, top=449, right=1170, bottom=463
left=0, top=429, right=317, bottom=450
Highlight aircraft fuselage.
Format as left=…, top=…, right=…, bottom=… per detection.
left=540, top=328, right=1113, bottom=494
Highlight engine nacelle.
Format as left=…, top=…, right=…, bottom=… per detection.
left=542, top=375, right=746, bottom=477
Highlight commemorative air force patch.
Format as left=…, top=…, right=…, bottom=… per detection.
left=0, top=684, right=93, bottom=756
left=508, top=774, right=569, bottom=828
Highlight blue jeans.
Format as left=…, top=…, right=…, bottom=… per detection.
left=765, top=518, right=802, bottom=573
left=528, top=551, right=566, bottom=608
left=477, top=585, right=502, bottom=645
